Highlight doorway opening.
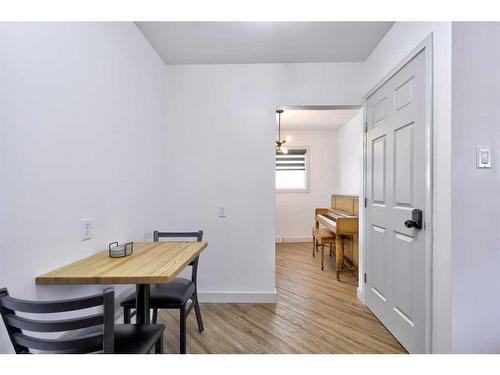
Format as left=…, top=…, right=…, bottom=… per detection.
left=272, top=104, right=406, bottom=352
left=274, top=104, right=362, bottom=283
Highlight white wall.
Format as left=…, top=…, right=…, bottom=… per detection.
left=451, top=22, right=500, bottom=353
left=276, top=130, right=337, bottom=241
left=361, top=22, right=453, bottom=353
left=336, top=111, right=363, bottom=195
left=163, top=62, right=363, bottom=302
left=0, top=23, right=168, bottom=353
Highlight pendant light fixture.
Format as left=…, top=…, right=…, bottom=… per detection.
left=276, top=109, right=289, bottom=154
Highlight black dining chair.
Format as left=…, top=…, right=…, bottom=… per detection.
left=0, top=287, right=165, bottom=354
left=121, top=230, right=204, bottom=354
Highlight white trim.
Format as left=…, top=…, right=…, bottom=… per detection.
left=278, top=104, right=362, bottom=111
left=358, top=103, right=368, bottom=304
left=357, top=287, right=365, bottom=304
left=278, top=236, right=312, bottom=243
left=198, top=290, right=277, bottom=304
left=361, top=34, right=434, bottom=354
left=275, top=189, right=309, bottom=193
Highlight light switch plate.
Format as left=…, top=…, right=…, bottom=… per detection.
left=476, top=146, right=491, bottom=168
left=81, top=218, right=92, bottom=241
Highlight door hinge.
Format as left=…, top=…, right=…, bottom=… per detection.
left=364, top=273, right=367, bottom=284
left=364, top=122, right=368, bottom=132
left=364, top=198, right=367, bottom=207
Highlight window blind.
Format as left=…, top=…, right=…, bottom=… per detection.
left=276, top=149, right=307, bottom=171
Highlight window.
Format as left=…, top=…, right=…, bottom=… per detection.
left=275, top=148, right=308, bottom=192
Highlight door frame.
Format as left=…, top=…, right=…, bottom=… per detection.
left=361, top=34, right=434, bottom=353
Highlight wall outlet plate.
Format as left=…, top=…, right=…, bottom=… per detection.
left=81, top=218, right=92, bottom=241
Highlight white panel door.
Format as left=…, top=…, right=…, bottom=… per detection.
left=365, top=48, right=428, bottom=353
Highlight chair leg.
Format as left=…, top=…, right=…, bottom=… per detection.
left=180, top=304, right=187, bottom=354
left=192, top=292, right=204, bottom=333
left=312, top=236, right=316, bottom=257
left=152, top=308, right=158, bottom=324
left=155, top=332, right=164, bottom=354
left=123, top=307, right=131, bottom=324
left=329, top=243, right=333, bottom=257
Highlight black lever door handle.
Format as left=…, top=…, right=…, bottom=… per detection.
left=404, top=219, right=419, bottom=228
left=404, top=209, right=423, bottom=229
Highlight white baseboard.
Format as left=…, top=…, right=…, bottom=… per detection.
left=277, top=236, right=312, bottom=243
left=357, top=287, right=365, bottom=304
left=198, top=289, right=277, bottom=303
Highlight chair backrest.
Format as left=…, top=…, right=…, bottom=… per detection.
left=0, top=288, right=115, bottom=354
left=153, top=230, right=203, bottom=284
left=153, top=230, right=203, bottom=242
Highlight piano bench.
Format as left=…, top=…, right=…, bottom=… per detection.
left=312, top=228, right=336, bottom=270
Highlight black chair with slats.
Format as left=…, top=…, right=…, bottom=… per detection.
left=0, top=287, right=165, bottom=354
left=121, top=230, right=204, bottom=354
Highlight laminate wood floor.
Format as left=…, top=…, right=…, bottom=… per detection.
left=157, top=242, right=407, bottom=354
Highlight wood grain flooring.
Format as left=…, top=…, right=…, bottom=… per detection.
left=157, top=242, right=406, bottom=354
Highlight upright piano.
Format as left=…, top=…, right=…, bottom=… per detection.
left=315, top=195, right=359, bottom=281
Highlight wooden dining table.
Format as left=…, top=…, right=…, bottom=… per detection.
left=36, top=241, right=207, bottom=324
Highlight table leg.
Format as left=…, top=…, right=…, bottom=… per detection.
left=335, top=237, right=343, bottom=281
left=135, top=284, right=150, bottom=324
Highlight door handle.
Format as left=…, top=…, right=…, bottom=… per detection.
left=404, top=209, right=423, bottom=229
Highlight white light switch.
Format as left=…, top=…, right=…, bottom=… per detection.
left=81, top=218, right=92, bottom=241
left=476, top=146, right=491, bottom=168
left=218, top=205, right=227, bottom=218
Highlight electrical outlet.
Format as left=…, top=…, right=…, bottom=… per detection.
left=81, top=218, right=92, bottom=241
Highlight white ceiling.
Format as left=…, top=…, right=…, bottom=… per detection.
left=277, top=108, right=360, bottom=131
left=136, top=22, right=393, bottom=64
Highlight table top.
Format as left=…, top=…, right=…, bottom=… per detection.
left=36, top=241, right=207, bottom=285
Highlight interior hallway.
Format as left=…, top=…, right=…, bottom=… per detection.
left=158, top=242, right=406, bottom=353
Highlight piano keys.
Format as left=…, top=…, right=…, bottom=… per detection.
left=315, top=195, right=359, bottom=281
